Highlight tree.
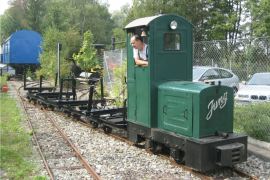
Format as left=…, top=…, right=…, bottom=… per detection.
left=23, top=0, right=46, bottom=34
left=107, top=3, right=131, bottom=49
left=244, top=0, right=270, bottom=37
left=42, top=0, right=67, bottom=32
left=61, top=0, right=114, bottom=44
left=37, top=26, right=72, bottom=80
left=204, top=0, right=244, bottom=44
left=0, top=10, right=24, bottom=40
left=73, top=30, right=98, bottom=79
left=0, top=0, right=27, bottom=40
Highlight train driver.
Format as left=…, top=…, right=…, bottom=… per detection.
left=130, top=35, right=148, bottom=66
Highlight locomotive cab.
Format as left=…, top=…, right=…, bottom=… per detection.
left=125, top=14, right=247, bottom=172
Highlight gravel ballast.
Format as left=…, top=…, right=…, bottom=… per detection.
left=7, top=81, right=270, bottom=180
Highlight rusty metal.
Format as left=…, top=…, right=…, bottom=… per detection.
left=13, top=82, right=102, bottom=180
left=15, top=81, right=259, bottom=180
left=42, top=107, right=102, bottom=180
left=10, top=82, right=55, bottom=180
left=233, top=168, right=260, bottom=180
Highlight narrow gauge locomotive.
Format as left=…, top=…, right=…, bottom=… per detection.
left=124, top=14, right=247, bottom=172
left=25, top=14, right=247, bottom=172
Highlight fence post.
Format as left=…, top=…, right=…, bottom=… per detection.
left=112, top=37, right=115, bottom=50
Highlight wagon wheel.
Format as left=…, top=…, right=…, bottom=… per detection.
left=64, top=110, right=71, bottom=117
left=48, top=105, right=55, bottom=111
left=90, top=121, right=98, bottom=128
left=103, top=126, right=112, bottom=134
left=31, top=99, right=37, bottom=105
left=72, top=114, right=81, bottom=121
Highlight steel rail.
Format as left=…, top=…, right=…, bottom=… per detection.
left=10, top=82, right=55, bottom=180
left=72, top=116, right=259, bottom=180
left=42, top=108, right=102, bottom=180
left=14, top=81, right=102, bottom=180
left=18, top=80, right=259, bottom=180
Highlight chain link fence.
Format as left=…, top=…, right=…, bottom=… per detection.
left=104, top=36, right=270, bottom=142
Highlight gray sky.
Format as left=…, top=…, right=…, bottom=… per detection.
left=0, top=0, right=133, bottom=15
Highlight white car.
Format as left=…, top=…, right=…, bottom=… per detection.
left=193, top=66, right=239, bottom=94
left=235, top=73, right=270, bottom=102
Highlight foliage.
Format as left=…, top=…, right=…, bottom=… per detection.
left=204, top=0, right=244, bottom=42
left=73, top=30, right=98, bottom=78
left=234, top=102, right=270, bottom=142
left=64, top=29, right=83, bottom=58
left=0, top=74, right=7, bottom=86
left=37, top=26, right=71, bottom=80
left=244, top=0, right=270, bottom=37
left=111, top=3, right=130, bottom=29
left=0, top=93, right=48, bottom=179
left=23, top=0, right=46, bottom=34
left=0, top=11, right=24, bottom=40
left=26, top=68, right=36, bottom=80
left=106, top=61, right=127, bottom=106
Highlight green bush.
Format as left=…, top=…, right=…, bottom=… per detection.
left=25, top=68, right=35, bottom=81
left=0, top=74, right=8, bottom=87
left=234, top=102, right=270, bottom=142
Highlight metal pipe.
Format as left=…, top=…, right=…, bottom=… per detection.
left=72, top=76, right=76, bottom=100
left=59, top=77, right=63, bottom=100
left=100, top=77, right=104, bottom=99
left=123, top=98, right=127, bottom=125
left=24, top=71, right=26, bottom=88
left=87, top=86, right=94, bottom=112
left=39, top=75, right=43, bottom=93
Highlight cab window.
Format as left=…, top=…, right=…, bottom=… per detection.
left=164, top=33, right=181, bottom=50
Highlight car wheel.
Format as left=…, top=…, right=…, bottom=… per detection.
left=233, top=87, right=238, bottom=96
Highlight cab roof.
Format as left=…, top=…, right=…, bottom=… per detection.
left=124, top=14, right=195, bottom=29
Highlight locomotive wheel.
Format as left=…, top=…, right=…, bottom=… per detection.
left=31, top=99, right=37, bottom=104
left=151, top=142, right=163, bottom=154
left=103, top=126, right=112, bottom=134
left=72, top=114, right=81, bottom=120
left=146, top=140, right=163, bottom=153
left=90, top=121, right=98, bottom=128
left=63, top=110, right=71, bottom=117
left=173, top=150, right=185, bottom=164
left=66, top=112, right=71, bottom=117
left=48, top=106, right=55, bottom=111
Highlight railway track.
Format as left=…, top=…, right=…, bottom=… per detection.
left=11, top=82, right=101, bottom=180
left=12, top=80, right=260, bottom=180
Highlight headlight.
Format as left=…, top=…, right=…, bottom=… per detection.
left=170, top=21, right=177, bottom=30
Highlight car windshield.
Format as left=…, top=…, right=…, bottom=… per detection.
left=247, top=74, right=270, bottom=85
left=193, top=68, right=206, bottom=79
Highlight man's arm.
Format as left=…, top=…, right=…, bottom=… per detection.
left=135, top=57, right=148, bottom=66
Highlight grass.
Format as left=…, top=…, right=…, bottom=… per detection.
left=234, top=101, right=270, bottom=142
left=0, top=76, right=49, bottom=180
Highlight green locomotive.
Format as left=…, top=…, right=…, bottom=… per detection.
left=124, top=14, right=247, bottom=172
